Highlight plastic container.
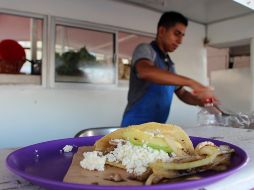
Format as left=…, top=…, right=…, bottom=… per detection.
left=197, top=99, right=224, bottom=127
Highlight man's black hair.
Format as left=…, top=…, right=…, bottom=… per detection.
left=157, top=11, right=188, bottom=30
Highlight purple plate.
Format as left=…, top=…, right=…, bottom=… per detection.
left=6, top=136, right=248, bottom=190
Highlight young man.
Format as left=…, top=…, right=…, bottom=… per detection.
left=121, top=11, right=217, bottom=127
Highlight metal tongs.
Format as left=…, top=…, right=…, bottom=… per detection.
left=203, top=98, right=234, bottom=116
left=203, top=98, right=223, bottom=115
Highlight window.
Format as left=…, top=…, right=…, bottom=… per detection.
left=0, top=12, right=154, bottom=86
left=0, top=12, right=44, bottom=84
left=55, top=24, right=115, bottom=84
left=118, top=31, right=154, bottom=81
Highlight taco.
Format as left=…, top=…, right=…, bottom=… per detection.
left=80, top=122, right=234, bottom=185
left=95, top=122, right=195, bottom=157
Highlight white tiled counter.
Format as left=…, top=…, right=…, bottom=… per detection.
left=1, top=126, right=254, bottom=190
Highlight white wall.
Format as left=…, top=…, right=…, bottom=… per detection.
left=206, top=46, right=252, bottom=114
left=207, top=13, right=254, bottom=114
left=211, top=68, right=253, bottom=113
left=207, top=13, right=254, bottom=47
left=207, top=47, right=229, bottom=78
left=169, top=21, right=207, bottom=127
left=0, top=0, right=206, bottom=148
left=0, top=86, right=127, bottom=147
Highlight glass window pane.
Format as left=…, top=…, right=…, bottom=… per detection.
left=118, top=32, right=154, bottom=81
left=0, top=13, right=43, bottom=76
left=55, top=25, right=115, bottom=84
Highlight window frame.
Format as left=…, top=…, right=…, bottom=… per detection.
left=49, top=16, right=119, bottom=89
left=117, top=30, right=155, bottom=86
left=0, top=9, right=155, bottom=89
left=49, top=16, right=155, bottom=89
left=0, top=8, right=48, bottom=87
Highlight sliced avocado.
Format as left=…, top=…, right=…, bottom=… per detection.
left=122, top=128, right=173, bottom=153
left=122, top=128, right=150, bottom=145
left=146, top=137, right=173, bottom=153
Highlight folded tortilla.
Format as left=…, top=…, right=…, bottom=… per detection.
left=94, top=122, right=195, bottom=157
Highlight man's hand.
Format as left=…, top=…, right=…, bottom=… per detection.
left=176, top=81, right=219, bottom=107
left=189, top=81, right=219, bottom=106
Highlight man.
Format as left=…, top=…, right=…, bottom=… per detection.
left=121, top=11, right=217, bottom=127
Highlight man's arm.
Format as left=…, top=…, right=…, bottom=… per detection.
left=135, top=59, right=214, bottom=101
left=136, top=59, right=193, bottom=86
left=175, top=87, right=222, bottom=116
left=175, top=87, right=203, bottom=106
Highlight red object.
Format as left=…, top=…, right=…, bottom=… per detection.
left=0, top=39, right=26, bottom=64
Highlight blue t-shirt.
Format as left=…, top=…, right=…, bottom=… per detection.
left=121, top=41, right=180, bottom=127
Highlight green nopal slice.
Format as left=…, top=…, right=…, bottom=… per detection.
left=122, top=128, right=173, bottom=153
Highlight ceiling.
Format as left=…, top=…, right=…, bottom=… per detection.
left=118, top=0, right=254, bottom=25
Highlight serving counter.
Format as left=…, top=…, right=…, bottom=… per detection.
left=1, top=126, right=254, bottom=190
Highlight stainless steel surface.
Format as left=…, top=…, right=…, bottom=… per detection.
left=75, top=127, right=121, bottom=137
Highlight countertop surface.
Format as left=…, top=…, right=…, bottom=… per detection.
left=1, top=126, right=254, bottom=190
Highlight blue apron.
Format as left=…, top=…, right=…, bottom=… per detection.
left=121, top=42, right=176, bottom=127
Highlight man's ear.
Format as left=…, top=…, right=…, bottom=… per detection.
left=158, top=26, right=166, bottom=38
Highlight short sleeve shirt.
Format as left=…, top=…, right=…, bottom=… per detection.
left=124, top=41, right=180, bottom=113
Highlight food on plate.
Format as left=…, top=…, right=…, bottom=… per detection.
left=79, top=122, right=234, bottom=185
left=62, top=145, right=73, bottom=152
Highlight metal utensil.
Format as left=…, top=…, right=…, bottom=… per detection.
left=75, top=126, right=120, bottom=137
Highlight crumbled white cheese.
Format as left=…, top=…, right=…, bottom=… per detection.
left=80, top=151, right=106, bottom=171
left=63, top=145, right=73, bottom=152
left=106, top=140, right=172, bottom=175
left=80, top=139, right=174, bottom=176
